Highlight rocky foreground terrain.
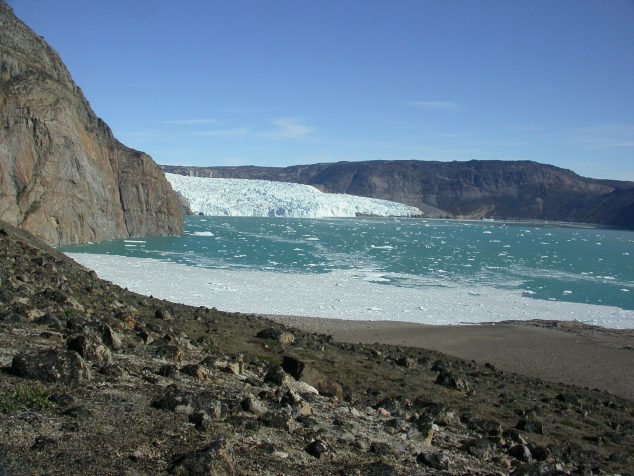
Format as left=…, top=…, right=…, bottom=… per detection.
left=1, top=222, right=633, bottom=475
left=162, top=161, right=634, bottom=229
left=0, top=1, right=184, bottom=246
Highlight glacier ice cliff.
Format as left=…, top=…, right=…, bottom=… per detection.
left=166, top=174, right=422, bottom=218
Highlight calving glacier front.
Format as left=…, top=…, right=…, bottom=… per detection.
left=166, top=173, right=422, bottom=218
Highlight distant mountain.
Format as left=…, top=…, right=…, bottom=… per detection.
left=0, top=1, right=183, bottom=246
left=162, top=160, right=634, bottom=228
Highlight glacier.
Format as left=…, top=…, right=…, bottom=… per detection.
left=166, top=173, right=422, bottom=218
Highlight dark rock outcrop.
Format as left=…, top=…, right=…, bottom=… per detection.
left=162, top=160, right=634, bottom=228
left=0, top=1, right=183, bottom=246
left=11, top=349, right=91, bottom=385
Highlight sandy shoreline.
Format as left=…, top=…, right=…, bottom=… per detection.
left=265, top=314, right=634, bottom=401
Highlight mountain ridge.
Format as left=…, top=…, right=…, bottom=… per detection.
left=0, top=1, right=184, bottom=246
left=162, top=160, right=634, bottom=228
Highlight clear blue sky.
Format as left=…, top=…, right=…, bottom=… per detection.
left=9, top=0, right=634, bottom=180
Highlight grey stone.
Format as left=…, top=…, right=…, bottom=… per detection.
left=168, top=439, right=236, bottom=475
left=67, top=334, right=113, bottom=364
left=435, top=371, right=470, bottom=392
left=11, top=349, right=91, bottom=385
left=305, top=439, right=331, bottom=459
left=417, top=451, right=451, bottom=470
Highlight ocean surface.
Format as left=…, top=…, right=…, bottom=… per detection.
left=62, top=216, right=634, bottom=328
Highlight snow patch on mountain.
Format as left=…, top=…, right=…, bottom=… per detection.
left=166, top=173, right=422, bottom=218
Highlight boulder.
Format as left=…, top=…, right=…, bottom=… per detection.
left=396, top=355, right=417, bottom=368
left=152, top=389, right=227, bottom=420
left=281, top=355, right=305, bottom=380
left=101, top=325, right=122, bottom=350
left=435, top=371, right=470, bottom=392
left=462, top=438, right=494, bottom=459
left=11, top=349, right=91, bottom=385
left=417, top=451, right=450, bottom=470
left=516, top=419, right=545, bottom=434
left=256, top=328, right=295, bottom=345
left=241, top=395, right=268, bottom=416
left=180, top=364, right=211, bottom=381
left=305, top=439, right=332, bottom=459
left=155, top=308, right=173, bottom=321
left=67, top=334, right=113, bottom=364
left=264, top=366, right=291, bottom=386
left=509, top=444, right=533, bottom=463
left=168, top=439, right=236, bottom=475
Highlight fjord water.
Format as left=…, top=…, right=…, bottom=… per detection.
left=62, top=216, right=634, bottom=327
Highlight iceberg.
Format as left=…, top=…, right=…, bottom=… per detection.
left=166, top=173, right=422, bottom=218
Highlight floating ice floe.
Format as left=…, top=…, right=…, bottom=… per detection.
left=66, top=254, right=634, bottom=329
left=166, top=173, right=422, bottom=218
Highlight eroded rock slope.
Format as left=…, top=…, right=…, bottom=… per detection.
left=0, top=1, right=183, bottom=246
left=1, top=221, right=633, bottom=474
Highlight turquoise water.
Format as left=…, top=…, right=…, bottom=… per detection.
left=61, top=216, right=634, bottom=311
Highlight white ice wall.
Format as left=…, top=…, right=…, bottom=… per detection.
left=166, top=173, right=422, bottom=218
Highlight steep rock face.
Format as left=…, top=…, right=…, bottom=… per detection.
left=162, top=160, right=634, bottom=228
left=0, top=1, right=183, bottom=246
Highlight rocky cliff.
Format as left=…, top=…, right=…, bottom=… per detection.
left=162, top=160, right=634, bottom=228
left=0, top=1, right=183, bottom=246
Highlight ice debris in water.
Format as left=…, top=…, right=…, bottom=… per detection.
left=166, top=174, right=422, bottom=218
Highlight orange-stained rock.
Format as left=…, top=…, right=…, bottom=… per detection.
left=0, top=2, right=183, bottom=246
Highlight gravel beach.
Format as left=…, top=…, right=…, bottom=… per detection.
left=266, top=314, right=634, bottom=401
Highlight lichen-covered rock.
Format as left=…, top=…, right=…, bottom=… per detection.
left=305, top=439, right=332, bottom=459
left=435, top=371, right=470, bottom=392
left=168, top=439, right=236, bottom=476
left=0, top=2, right=183, bottom=246
left=11, top=349, right=91, bottom=385
left=255, top=327, right=295, bottom=345
left=67, top=334, right=113, bottom=364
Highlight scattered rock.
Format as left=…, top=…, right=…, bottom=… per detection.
left=375, top=396, right=412, bottom=418
left=67, top=334, right=113, bottom=364
left=310, top=376, right=343, bottom=401
left=509, top=444, right=533, bottom=463
left=188, top=411, right=210, bottom=430
left=435, top=371, right=470, bottom=392
left=305, top=439, right=331, bottom=459
left=395, top=355, right=417, bottom=368
left=417, top=451, right=450, bottom=470
left=155, top=308, right=173, bottom=321
left=256, top=327, right=295, bottom=345
left=157, top=364, right=179, bottom=378
left=63, top=405, right=93, bottom=420
left=264, top=366, right=291, bottom=386
left=241, top=395, right=267, bottom=416
left=151, top=389, right=195, bottom=415
left=168, top=439, right=236, bottom=475
left=11, top=349, right=91, bottom=385
left=180, top=364, right=210, bottom=380
left=530, top=445, right=552, bottom=462
left=260, top=411, right=294, bottom=430
left=281, top=355, right=305, bottom=380
left=516, top=419, right=545, bottom=434
left=289, top=380, right=319, bottom=397
left=30, top=436, right=57, bottom=451
left=101, top=325, right=122, bottom=350
left=221, top=362, right=241, bottom=376
left=462, top=438, right=494, bottom=459
left=556, top=392, right=580, bottom=406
